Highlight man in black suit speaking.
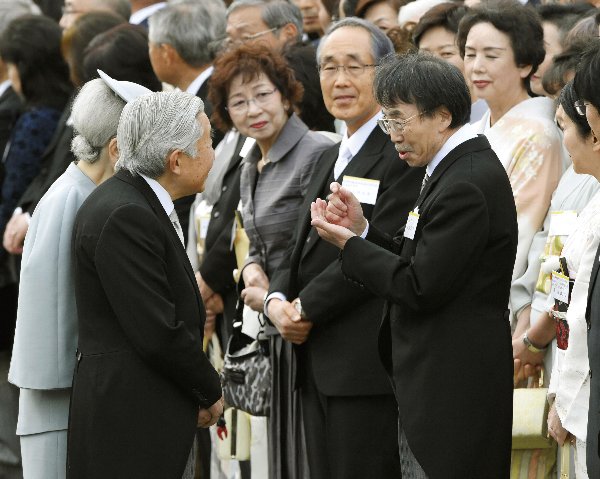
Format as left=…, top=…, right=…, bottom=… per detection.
left=68, top=91, right=223, bottom=479
left=265, top=18, right=422, bottom=479
left=312, top=53, right=517, bottom=478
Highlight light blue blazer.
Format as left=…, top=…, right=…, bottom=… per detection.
left=9, top=163, right=95, bottom=434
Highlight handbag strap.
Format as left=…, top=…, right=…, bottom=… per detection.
left=560, top=443, right=571, bottom=479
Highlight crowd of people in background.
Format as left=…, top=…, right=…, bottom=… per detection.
left=1, top=0, right=600, bottom=478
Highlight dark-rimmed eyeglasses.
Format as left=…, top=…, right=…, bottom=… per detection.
left=377, top=112, right=427, bottom=135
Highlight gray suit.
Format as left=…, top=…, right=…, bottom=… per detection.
left=9, top=164, right=95, bottom=479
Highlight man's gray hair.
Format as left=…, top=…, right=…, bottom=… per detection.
left=0, top=0, right=40, bottom=36
left=116, top=91, right=205, bottom=178
left=317, top=17, right=394, bottom=64
left=227, top=0, right=303, bottom=42
left=71, top=79, right=126, bottom=164
left=149, top=2, right=226, bottom=66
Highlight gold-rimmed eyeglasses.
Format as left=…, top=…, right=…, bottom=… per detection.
left=226, top=87, right=278, bottom=114
left=318, top=63, right=378, bottom=78
left=377, top=112, right=426, bottom=135
left=225, top=26, right=281, bottom=47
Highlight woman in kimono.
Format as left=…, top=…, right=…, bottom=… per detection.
left=458, top=1, right=566, bottom=284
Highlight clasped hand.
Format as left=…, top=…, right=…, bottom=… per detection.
left=267, top=298, right=312, bottom=345
left=310, top=182, right=367, bottom=249
left=197, top=396, right=224, bottom=428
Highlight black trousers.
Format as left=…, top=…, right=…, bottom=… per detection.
left=300, top=352, right=401, bottom=479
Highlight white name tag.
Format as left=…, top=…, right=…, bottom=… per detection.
left=548, top=210, right=578, bottom=237
left=551, top=271, right=570, bottom=303
left=404, top=210, right=420, bottom=240
left=341, top=175, right=380, bottom=205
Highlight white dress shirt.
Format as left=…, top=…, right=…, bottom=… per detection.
left=186, top=66, right=214, bottom=96
left=129, top=2, right=166, bottom=25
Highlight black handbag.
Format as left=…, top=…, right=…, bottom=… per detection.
left=221, top=299, right=271, bottom=417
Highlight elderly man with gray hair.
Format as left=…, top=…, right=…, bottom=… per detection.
left=67, top=91, right=223, bottom=479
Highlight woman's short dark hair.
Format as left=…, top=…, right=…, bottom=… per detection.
left=374, top=51, right=471, bottom=128
left=82, top=24, right=162, bottom=91
left=573, top=37, right=600, bottom=111
left=457, top=0, right=545, bottom=96
left=0, top=14, right=71, bottom=109
left=542, top=38, right=590, bottom=97
left=413, top=2, right=470, bottom=48
left=61, top=11, right=125, bottom=87
left=536, top=3, right=594, bottom=48
left=558, top=80, right=590, bottom=139
left=208, top=43, right=304, bottom=132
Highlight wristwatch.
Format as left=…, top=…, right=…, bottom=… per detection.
left=523, top=330, right=547, bottom=353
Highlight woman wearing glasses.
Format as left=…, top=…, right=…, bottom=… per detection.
left=458, top=3, right=565, bottom=292
left=208, top=42, right=333, bottom=479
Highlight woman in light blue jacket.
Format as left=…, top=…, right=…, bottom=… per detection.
left=8, top=75, right=150, bottom=479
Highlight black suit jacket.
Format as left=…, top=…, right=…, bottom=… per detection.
left=269, top=127, right=423, bottom=396
left=586, top=246, right=600, bottom=477
left=68, top=170, right=221, bottom=479
left=342, top=135, right=516, bottom=478
left=17, top=102, right=74, bottom=214
left=0, top=86, right=22, bottom=165
left=199, top=134, right=245, bottom=341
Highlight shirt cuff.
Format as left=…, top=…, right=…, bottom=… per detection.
left=360, top=221, right=369, bottom=239
left=13, top=207, right=31, bottom=224
left=264, top=292, right=287, bottom=318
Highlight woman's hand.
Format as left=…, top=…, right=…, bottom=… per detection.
left=241, top=286, right=267, bottom=312
left=548, top=403, right=571, bottom=446
left=242, top=263, right=269, bottom=289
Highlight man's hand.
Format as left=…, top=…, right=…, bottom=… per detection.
left=3, top=213, right=29, bottom=254
left=267, top=298, right=312, bottom=344
left=548, top=402, right=571, bottom=446
left=325, top=182, right=367, bottom=234
left=205, top=293, right=224, bottom=315
left=198, top=396, right=225, bottom=428
left=241, top=286, right=267, bottom=312
left=311, top=198, right=356, bottom=249
left=242, top=263, right=269, bottom=289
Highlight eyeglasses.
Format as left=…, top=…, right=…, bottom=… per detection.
left=61, top=5, right=83, bottom=14
left=318, top=63, right=378, bottom=78
left=226, top=88, right=278, bottom=114
left=377, top=112, right=426, bottom=135
left=574, top=100, right=589, bottom=117
left=226, top=26, right=281, bottom=46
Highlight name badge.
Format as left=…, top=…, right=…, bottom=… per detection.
left=404, top=209, right=419, bottom=240
left=341, top=175, right=380, bottom=205
left=551, top=271, right=570, bottom=303
left=548, top=210, right=578, bottom=237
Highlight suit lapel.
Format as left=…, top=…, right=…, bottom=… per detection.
left=115, top=170, right=202, bottom=307
left=300, top=146, right=338, bottom=260
left=586, top=244, right=600, bottom=325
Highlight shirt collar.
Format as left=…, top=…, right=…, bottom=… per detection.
left=130, top=2, right=166, bottom=24
left=340, top=110, right=383, bottom=158
left=141, top=174, right=174, bottom=216
left=427, top=123, right=478, bottom=177
left=186, top=66, right=214, bottom=95
left=0, top=80, right=11, bottom=98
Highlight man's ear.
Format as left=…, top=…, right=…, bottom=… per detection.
left=437, top=107, right=453, bottom=132
left=278, top=23, right=299, bottom=44
left=108, top=138, right=119, bottom=167
left=162, top=43, right=180, bottom=66
left=167, top=149, right=183, bottom=175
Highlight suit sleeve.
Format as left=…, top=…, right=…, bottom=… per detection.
left=298, top=160, right=423, bottom=325
left=94, top=204, right=222, bottom=408
left=199, top=217, right=237, bottom=295
left=342, top=181, right=490, bottom=312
